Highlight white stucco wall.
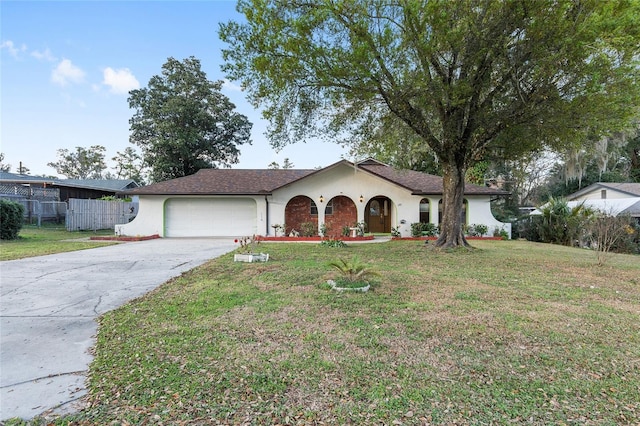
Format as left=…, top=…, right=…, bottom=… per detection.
left=465, top=196, right=511, bottom=237
left=116, top=163, right=510, bottom=238
left=571, top=188, right=633, bottom=201
left=269, top=164, right=510, bottom=238
left=115, top=195, right=268, bottom=237
left=268, top=164, right=419, bottom=237
left=115, top=195, right=166, bottom=236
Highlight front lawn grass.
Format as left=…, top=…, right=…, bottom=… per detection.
left=0, top=224, right=116, bottom=260
left=36, top=241, right=640, bottom=424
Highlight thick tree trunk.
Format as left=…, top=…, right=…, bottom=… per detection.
left=435, top=161, right=471, bottom=248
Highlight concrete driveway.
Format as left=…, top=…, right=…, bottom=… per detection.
left=0, top=238, right=236, bottom=421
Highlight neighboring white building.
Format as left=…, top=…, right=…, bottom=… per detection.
left=532, top=182, right=640, bottom=220
left=567, top=182, right=640, bottom=219
left=566, top=182, right=640, bottom=202
left=116, top=159, right=510, bottom=238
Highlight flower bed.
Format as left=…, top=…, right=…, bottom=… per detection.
left=392, top=236, right=504, bottom=241
left=258, top=235, right=375, bottom=242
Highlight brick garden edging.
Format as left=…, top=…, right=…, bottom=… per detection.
left=258, top=235, right=375, bottom=242
left=392, top=236, right=504, bottom=241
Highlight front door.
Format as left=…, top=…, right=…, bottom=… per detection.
left=365, top=197, right=391, bottom=233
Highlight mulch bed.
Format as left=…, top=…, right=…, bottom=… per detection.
left=393, top=236, right=504, bottom=240
left=258, top=235, right=375, bottom=242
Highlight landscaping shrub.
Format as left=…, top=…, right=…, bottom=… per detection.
left=320, top=238, right=348, bottom=248
left=300, top=221, right=317, bottom=237
left=493, top=226, right=510, bottom=240
left=327, top=255, right=379, bottom=285
left=517, top=215, right=542, bottom=241
left=590, top=215, right=640, bottom=258
left=0, top=199, right=25, bottom=240
left=466, top=223, right=489, bottom=237
left=410, top=222, right=438, bottom=237
left=536, top=197, right=594, bottom=246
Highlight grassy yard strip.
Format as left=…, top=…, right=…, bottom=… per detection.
left=41, top=241, right=640, bottom=424
left=0, top=225, right=116, bottom=260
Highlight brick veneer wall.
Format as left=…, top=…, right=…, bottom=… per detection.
left=284, top=195, right=357, bottom=237
left=285, top=196, right=318, bottom=235
left=324, top=196, right=357, bottom=237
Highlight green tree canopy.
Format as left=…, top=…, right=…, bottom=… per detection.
left=129, top=56, right=252, bottom=182
left=0, top=153, right=11, bottom=173
left=47, top=145, right=107, bottom=179
left=111, top=147, right=146, bottom=185
left=220, top=0, right=640, bottom=247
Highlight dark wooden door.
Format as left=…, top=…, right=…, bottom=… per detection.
left=366, top=197, right=390, bottom=233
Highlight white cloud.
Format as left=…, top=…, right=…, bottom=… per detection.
left=51, top=59, right=85, bottom=86
left=102, top=67, right=140, bottom=94
left=1, top=40, right=26, bottom=58
left=222, top=79, right=243, bottom=92
left=31, top=48, right=56, bottom=62
left=2, top=40, right=57, bottom=62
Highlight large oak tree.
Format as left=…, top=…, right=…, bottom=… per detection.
left=129, top=57, right=252, bottom=182
left=220, top=0, right=640, bottom=247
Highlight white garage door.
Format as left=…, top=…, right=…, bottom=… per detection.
left=165, top=198, right=257, bottom=237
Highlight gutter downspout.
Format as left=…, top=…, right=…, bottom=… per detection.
left=265, top=195, right=269, bottom=236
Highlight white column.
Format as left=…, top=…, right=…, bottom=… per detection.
left=429, top=197, right=440, bottom=225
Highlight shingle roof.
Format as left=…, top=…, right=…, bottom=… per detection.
left=55, top=179, right=138, bottom=191
left=124, top=161, right=508, bottom=196
left=568, top=182, right=640, bottom=200
left=357, top=163, right=507, bottom=195
left=0, top=172, right=138, bottom=191
left=0, top=172, right=56, bottom=182
left=125, top=169, right=316, bottom=195
left=596, top=182, right=640, bottom=197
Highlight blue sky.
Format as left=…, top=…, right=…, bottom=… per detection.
left=1, top=0, right=351, bottom=178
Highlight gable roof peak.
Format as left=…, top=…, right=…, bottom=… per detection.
left=568, top=181, right=640, bottom=199
left=356, top=158, right=389, bottom=167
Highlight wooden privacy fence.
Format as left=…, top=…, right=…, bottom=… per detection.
left=66, top=198, right=137, bottom=231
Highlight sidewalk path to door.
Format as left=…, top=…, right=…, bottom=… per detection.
left=0, top=238, right=236, bottom=421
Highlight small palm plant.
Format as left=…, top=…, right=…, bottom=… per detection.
left=327, top=256, right=379, bottom=290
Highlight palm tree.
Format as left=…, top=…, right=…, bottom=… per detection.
left=538, top=197, right=594, bottom=246
left=327, top=256, right=379, bottom=287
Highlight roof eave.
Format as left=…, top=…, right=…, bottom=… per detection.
left=119, top=191, right=273, bottom=196
left=411, top=190, right=510, bottom=196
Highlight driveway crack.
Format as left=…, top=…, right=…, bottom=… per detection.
left=0, top=370, right=87, bottom=389
left=171, top=261, right=190, bottom=269
left=93, top=295, right=102, bottom=315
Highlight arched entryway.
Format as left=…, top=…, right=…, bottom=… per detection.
left=365, top=196, right=392, bottom=233
left=324, top=195, right=357, bottom=237
left=284, top=195, right=318, bottom=236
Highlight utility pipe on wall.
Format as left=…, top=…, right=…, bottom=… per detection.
left=264, top=195, right=269, bottom=235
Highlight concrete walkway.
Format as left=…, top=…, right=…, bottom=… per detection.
left=0, top=238, right=236, bottom=421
